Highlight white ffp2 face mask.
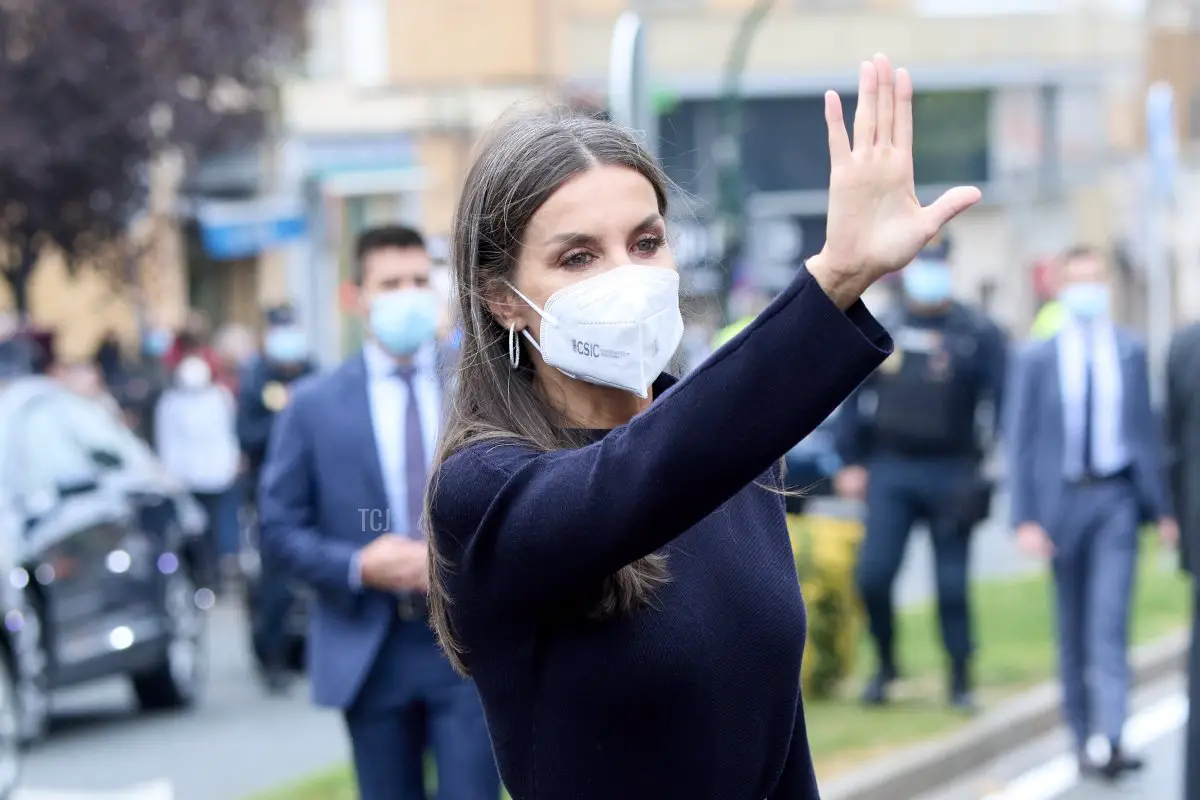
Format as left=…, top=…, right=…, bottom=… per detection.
left=507, top=265, right=685, bottom=399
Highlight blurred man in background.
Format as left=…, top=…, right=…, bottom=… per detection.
left=237, top=303, right=316, bottom=692
left=92, top=328, right=126, bottom=387
left=1168, top=320, right=1200, bottom=797
left=834, top=234, right=1007, bottom=712
left=1030, top=264, right=1068, bottom=340
left=259, top=225, right=497, bottom=800
left=1007, top=245, right=1176, bottom=780
left=711, top=284, right=770, bottom=350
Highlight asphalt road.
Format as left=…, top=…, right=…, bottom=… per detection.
left=924, top=679, right=1189, bottom=800
left=18, top=602, right=349, bottom=800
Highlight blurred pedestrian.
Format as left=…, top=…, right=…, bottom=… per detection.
left=1030, top=264, right=1067, bottom=341
left=213, top=322, right=258, bottom=394
left=258, top=224, right=499, bottom=799
left=154, top=354, right=240, bottom=589
left=711, top=285, right=770, bottom=349
left=832, top=233, right=1007, bottom=711
left=1006, top=244, right=1177, bottom=780
left=92, top=328, right=126, bottom=387
left=1168, top=321, right=1200, bottom=798
left=422, top=57, right=980, bottom=800
left=165, top=311, right=228, bottom=388
left=118, top=328, right=173, bottom=443
left=236, top=303, right=315, bottom=691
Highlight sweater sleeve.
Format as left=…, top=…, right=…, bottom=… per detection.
left=431, top=266, right=891, bottom=615
left=768, top=689, right=819, bottom=799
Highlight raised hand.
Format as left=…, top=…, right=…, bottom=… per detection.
left=808, top=54, right=981, bottom=307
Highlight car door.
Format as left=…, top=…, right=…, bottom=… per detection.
left=8, top=394, right=154, bottom=679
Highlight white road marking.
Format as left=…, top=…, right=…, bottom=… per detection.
left=14, top=780, right=174, bottom=800
left=983, top=694, right=1189, bottom=800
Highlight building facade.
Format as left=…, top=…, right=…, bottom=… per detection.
left=277, top=0, right=1188, bottom=355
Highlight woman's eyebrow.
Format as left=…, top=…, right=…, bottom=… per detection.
left=546, top=214, right=663, bottom=247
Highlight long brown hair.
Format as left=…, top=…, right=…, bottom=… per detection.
left=426, top=108, right=672, bottom=675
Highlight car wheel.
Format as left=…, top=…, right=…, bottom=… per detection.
left=0, top=651, right=22, bottom=799
left=13, top=596, right=50, bottom=747
left=131, top=568, right=207, bottom=711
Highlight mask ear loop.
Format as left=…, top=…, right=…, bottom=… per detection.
left=508, top=323, right=520, bottom=369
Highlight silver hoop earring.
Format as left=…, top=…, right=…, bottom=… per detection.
left=508, top=323, right=520, bottom=369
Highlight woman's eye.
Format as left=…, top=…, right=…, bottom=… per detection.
left=562, top=250, right=594, bottom=268
left=634, top=236, right=664, bottom=255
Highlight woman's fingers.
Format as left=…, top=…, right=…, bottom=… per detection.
left=922, top=186, right=983, bottom=234
left=893, top=67, right=914, bottom=153
left=825, top=91, right=852, bottom=166
left=852, top=61, right=877, bottom=151
left=873, top=54, right=894, bottom=147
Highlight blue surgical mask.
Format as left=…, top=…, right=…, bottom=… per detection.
left=142, top=329, right=172, bottom=358
left=902, top=259, right=953, bottom=304
left=264, top=326, right=309, bottom=363
left=369, top=289, right=438, bottom=356
left=1059, top=282, right=1111, bottom=320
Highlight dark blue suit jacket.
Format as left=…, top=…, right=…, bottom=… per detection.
left=1005, top=327, right=1172, bottom=534
left=258, top=349, right=449, bottom=709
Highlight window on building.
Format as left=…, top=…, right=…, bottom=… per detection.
left=740, top=96, right=840, bottom=193
left=912, top=90, right=991, bottom=185
left=658, top=102, right=700, bottom=192
left=657, top=88, right=991, bottom=201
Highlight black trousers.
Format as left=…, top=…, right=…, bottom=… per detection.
left=191, top=491, right=223, bottom=588
left=855, top=455, right=977, bottom=667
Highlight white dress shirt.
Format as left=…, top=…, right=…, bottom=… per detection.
left=1056, top=319, right=1128, bottom=479
left=363, top=340, right=442, bottom=536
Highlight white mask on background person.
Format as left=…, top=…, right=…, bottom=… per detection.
left=507, top=265, right=685, bottom=399
left=175, top=355, right=213, bottom=390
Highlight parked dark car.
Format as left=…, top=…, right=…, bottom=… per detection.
left=0, top=378, right=210, bottom=750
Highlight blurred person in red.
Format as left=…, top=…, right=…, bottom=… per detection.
left=164, top=310, right=229, bottom=388
left=213, top=322, right=258, bottom=394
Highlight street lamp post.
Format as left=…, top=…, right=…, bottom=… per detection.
left=608, top=11, right=656, bottom=158
left=714, top=0, right=775, bottom=310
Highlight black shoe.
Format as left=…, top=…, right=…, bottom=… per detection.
left=948, top=687, right=977, bottom=713
left=948, top=660, right=977, bottom=713
left=1100, top=748, right=1144, bottom=780
left=1080, top=741, right=1144, bottom=781
left=861, top=664, right=898, bottom=706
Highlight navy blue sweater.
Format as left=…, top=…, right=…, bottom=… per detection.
left=430, top=267, right=891, bottom=799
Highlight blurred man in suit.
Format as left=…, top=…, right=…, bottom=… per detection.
left=1168, top=321, right=1200, bottom=798
left=1006, top=245, right=1177, bottom=780
left=258, top=225, right=498, bottom=800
